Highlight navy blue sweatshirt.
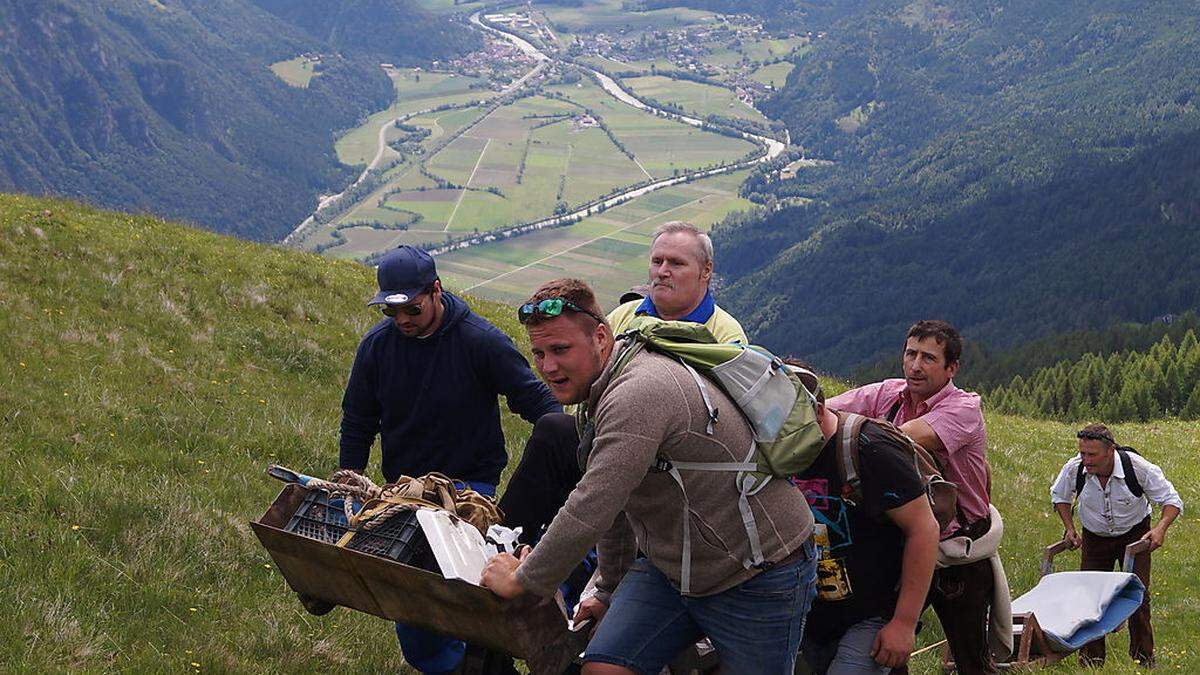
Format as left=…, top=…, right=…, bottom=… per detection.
left=339, top=292, right=561, bottom=485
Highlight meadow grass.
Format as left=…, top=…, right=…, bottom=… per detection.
left=622, top=75, right=768, bottom=123
left=537, top=0, right=716, bottom=35
left=1, top=194, right=1197, bottom=673
left=749, top=61, right=795, bottom=88
left=414, top=0, right=484, bottom=13
left=268, top=56, right=320, bottom=88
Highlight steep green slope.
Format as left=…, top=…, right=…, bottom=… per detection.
left=713, top=0, right=1200, bottom=372
left=0, top=194, right=536, bottom=671
left=2, top=194, right=1196, bottom=672
left=0, top=0, right=471, bottom=241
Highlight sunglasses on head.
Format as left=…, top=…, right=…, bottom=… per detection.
left=517, top=297, right=604, bottom=325
left=1076, top=430, right=1114, bottom=443
left=381, top=296, right=426, bottom=317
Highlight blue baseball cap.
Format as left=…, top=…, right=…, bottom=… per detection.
left=367, top=246, right=438, bottom=306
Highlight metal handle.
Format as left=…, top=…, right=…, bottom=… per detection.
left=267, top=464, right=309, bottom=485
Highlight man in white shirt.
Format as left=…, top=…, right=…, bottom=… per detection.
left=1050, top=423, right=1183, bottom=668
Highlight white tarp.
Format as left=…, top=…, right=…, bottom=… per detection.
left=1010, top=571, right=1145, bottom=652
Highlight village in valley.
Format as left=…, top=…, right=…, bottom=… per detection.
left=284, top=0, right=817, bottom=308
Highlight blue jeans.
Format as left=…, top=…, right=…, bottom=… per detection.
left=394, top=480, right=495, bottom=674
left=584, top=539, right=817, bottom=675
left=801, top=617, right=891, bottom=674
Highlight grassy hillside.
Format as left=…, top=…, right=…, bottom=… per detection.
left=0, top=194, right=537, bottom=671
left=2, top=194, right=1196, bottom=672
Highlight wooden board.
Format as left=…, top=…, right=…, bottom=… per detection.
left=251, top=485, right=588, bottom=674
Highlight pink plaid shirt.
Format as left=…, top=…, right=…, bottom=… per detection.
left=828, top=378, right=990, bottom=532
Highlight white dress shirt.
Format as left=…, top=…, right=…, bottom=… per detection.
left=1050, top=452, right=1184, bottom=537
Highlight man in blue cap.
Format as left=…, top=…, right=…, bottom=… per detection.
left=339, top=245, right=561, bottom=674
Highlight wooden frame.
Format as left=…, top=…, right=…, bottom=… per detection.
left=251, top=484, right=589, bottom=675
left=939, top=539, right=1155, bottom=671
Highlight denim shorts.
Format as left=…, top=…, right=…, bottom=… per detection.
left=584, top=539, right=817, bottom=675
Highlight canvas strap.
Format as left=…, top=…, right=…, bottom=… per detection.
left=661, top=442, right=767, bottom=594
left=678, top=359, right=718, bottom=434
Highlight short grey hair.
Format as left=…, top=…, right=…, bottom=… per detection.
left=651, top=221, right=713, bottom=267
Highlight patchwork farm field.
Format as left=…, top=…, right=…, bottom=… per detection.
left=623, top=75, right=769, bottom=123
left=311, top=77, right=760, bottom=259
left=547, top=80, right=757, bottom=175
left=436, top=170, right=753, bottom=308
left=335, top=71, right=488, bottom=166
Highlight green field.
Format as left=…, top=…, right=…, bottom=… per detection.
left=268, top=55, right=320, bottom=88
left=749, top=61, right=795, bottom=88
left=538, top=0, right=717, bottom=34
left=436, top=170, right=754, bottom=307
left=549, top=79, right=757, bottom=175
left=415, top=0, right=484, bottom=13
left=335, top=71, right=488, bottom=166
left=623, top=74, right=768, bottom=123
left=3, top=194, right=1199, bottom=673
left=740, top=36, right=808, bottom=62
left=318, top=82, right=759, bottom=258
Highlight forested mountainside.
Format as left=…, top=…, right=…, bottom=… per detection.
left=0, top=0, right=472, bottom=241
left=710, top=0, right=1200, bottom=373
left=249, top=0, right=479, bottom=63
left=854, top=312, right=1200, bottom=394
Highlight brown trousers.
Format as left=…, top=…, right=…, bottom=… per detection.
left=930, top=517, right=997, bottom=675
left=1079, top=516, right=1153, bottom=665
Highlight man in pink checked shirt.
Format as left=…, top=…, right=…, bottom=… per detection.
left=827, top=320, right=996, bottom=674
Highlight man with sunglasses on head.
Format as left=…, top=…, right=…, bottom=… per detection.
left=339, top=245, right=560, bottom=674
left=499, top=222, right=747, bottom=555
left=1050, top=423, right=1182, bottom=668
left=482, top=278, right=817, bottom=675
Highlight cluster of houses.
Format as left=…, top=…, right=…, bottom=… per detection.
left=429, top=36, right=539, bottom=90
left=566, top=16, right=813, bottom=104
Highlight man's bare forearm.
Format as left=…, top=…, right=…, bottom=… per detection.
left=889, top=500, right=939, bottom=625
left=1054, top=502, right=1076, bottom=534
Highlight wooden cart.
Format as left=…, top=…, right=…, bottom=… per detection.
left=251, top=484, right=589, bottom=674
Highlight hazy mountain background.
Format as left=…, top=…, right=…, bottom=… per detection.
left=0, top=0, right=476, bottom=241
left=704, top=0, right=1200, bottom=374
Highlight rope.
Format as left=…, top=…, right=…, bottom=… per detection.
left=307, top=471, right=504, bottom=534
left=909, top=639, right=948, bottom=658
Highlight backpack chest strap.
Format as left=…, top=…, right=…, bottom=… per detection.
left=656, top=443, right=767, bottom=595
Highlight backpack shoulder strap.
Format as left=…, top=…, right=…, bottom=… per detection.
left=886, top=399, right=902, bottom=424
left=1075, top=460, right=1086, bottom=496
left=1117, top=447, right=1144, bottom=498
left=835, top=411, right=869, bottom=505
